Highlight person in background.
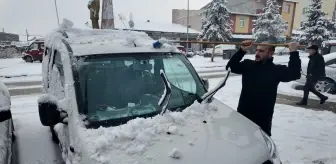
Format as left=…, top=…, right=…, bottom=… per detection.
left=226, top=40, right=301, bottom=136
left=296, top=45, right=328, bottom=106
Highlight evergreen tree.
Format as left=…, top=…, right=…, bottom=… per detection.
left=253, top=0, right=287, bottom=43
left=299, top=0, right=335, bottom=47
left=198, top=0, right=233, bottom=62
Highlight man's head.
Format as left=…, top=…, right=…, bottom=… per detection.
left=255, top=41, right=275, bottom=62
left=306, top=44, right=318, bottom=56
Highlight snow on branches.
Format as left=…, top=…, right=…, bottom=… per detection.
left=253, top=0, right=287, bottom=43
left=198, top=0, right=233, bottom=42
left=299, top=0, right=336, bottom=47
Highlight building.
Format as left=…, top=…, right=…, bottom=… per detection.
left=172, top=0, right=297, bottom=40
left=0, top=32, right=19, bottom=45
left=293, top=0, right=336, bottom=30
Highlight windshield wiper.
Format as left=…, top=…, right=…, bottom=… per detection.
left=200, top=68, right=231, bottom=104
left=158, top=68, right=231, bottom=115
left=158, top=69, right=172, bottom=115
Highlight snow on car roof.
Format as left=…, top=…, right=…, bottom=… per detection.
left=45, top=19, right=179, bottom=57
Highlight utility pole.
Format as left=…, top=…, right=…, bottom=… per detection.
left=26, top=29, right=29, bottom=42
left=54, top=0, right=60, bottom=26
left=186, top=0, right=190, bottom=51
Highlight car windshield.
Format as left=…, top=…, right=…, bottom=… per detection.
left=76, top=52, right=206, bottom=126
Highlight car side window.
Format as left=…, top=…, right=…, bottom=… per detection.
left=326, top=59, right=336, bottom=66
left=49, top=50, right=65, bottom=99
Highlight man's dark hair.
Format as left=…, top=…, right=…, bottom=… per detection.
left=261, top=41, right=276, bottom=52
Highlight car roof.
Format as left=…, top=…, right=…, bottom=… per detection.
left=45, top=20, right=180, bottom=57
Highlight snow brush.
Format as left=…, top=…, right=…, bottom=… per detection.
left=170, top=40, right=307, bottom=48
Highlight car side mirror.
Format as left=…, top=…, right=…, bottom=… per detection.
left=38, top=96, right=68, bottom=127
left=202, top=78, right=209, bottom=90
left=38, top=101, right=61, bottom=126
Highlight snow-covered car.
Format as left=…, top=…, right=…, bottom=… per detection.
left=0, top=81, right=15, bottom=164
left=296, top=53, right=336, bottom=94
left=37, top=20, right=281, bottom=164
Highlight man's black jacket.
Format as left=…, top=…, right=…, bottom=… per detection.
left=226, top=49, right=301, bottom=136
left=306, top=54, right=326, bottom=80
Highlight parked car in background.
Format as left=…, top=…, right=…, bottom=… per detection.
left=203, top=44, right=236, bottom=57
left=22, top=38, right=45, bottom=62
left=186, top=48, right=195, bottom=57
left=176, top=45, right=187, bottom=56
left=0, top=81, right=15, bottom=164
left=296, top=52, right=336, bottom=94
left=37, top=22, right=282, bottom=164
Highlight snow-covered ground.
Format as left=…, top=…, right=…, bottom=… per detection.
left=0, top=58, right=41, bottom=83
left=11, top=94, right=64, bottom=164
left=210, top=77, right=336, bottom=164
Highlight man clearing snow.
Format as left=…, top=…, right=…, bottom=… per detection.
left=226, top=40, right=301, bottom=136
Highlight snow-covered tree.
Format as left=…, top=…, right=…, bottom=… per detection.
left=198, top=0, right=233, bottom=62
left=253, top=0, right=287, bottom=43
left=299, top=0, right=336, bottom=47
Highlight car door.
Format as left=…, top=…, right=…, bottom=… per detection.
left=48, top=49, right=70, bottom=155
left=28, top=42, right=39, bottom=59
left=325, top=58, right=336, bottom=81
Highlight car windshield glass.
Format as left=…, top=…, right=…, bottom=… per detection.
left=76, top=52, right=206, bottom=125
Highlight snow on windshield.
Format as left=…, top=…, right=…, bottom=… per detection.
left=75, top=102, right=218, bottom=163
left=0, top=81, right=10, bottom=111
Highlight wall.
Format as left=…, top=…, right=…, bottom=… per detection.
left=293, top=0, right=336, bottom=30
left=172, top=9, right=201, bottom=30
left=281, top=1, right=296, bottom=36
left=233, top=15, right=252, bottom=34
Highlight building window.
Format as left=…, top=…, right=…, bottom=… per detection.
left=284, top=4, right=291, bottom=13
left=240, top=17, right=245, bottom=27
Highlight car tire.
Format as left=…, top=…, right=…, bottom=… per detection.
left=24, top=56, right=33, bottom=63
left=315, top=78, right=336, bottom=94
left=50, top=126, right=60, bottom=144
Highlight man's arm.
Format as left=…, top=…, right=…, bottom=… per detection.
left=226, top=48, right=248, bottom=74
left=276, top=50, right=302, bottom=82
left=226, top=40, right=253, bottom=74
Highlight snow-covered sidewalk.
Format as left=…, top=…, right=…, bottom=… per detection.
left=210, top=78, right=336, bottom=164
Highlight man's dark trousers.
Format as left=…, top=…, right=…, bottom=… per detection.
left=302, top=77, right=326, bottom=103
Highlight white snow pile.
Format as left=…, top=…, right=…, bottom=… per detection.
left=45, top=19, right=177, bottom=57
left=0, top=81, right=10, bottom=111
left=169, top=148, right=182, bottom=159
left=37, top=94, right=58, bottom=105
left=76, top=102, right=218, bottom=163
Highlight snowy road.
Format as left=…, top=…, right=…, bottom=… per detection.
left=11, top=94, right=64, bottom=164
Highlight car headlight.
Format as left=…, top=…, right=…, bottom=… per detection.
left=260, top=129, right=281, bottom=164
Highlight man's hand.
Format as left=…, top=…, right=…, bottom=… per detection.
left=241, top=40, right=253, bottom=52
left=288, top=42, right=298, bottom=52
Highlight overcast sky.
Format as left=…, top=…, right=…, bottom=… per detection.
left=0, top=0, right=210, bottom=41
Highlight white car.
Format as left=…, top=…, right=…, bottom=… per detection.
left=296, top=53, right=336, bottom=94
left=203, top=44, right=236, bottom=57
left=0, top=81, right=15, bottom=164
left=38, top=20, right=282, bottom=164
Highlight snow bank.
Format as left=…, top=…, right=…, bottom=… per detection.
left=76, top=102, right=218, bottom=163
left=0, top=81, right=10, bottom=111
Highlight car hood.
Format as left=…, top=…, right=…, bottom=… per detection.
left=78, top=99, right=270, bottom=164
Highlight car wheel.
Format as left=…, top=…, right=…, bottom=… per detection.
left=24, top=56, right=33, bottom=63
left=50, top=126, right=60, bottom=144
left=315, top=78, right=336, bottom=94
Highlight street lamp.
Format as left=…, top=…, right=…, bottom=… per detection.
left=54, top=0, right=60, bottom=26
left=186, top=0, right=190, bottom=51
